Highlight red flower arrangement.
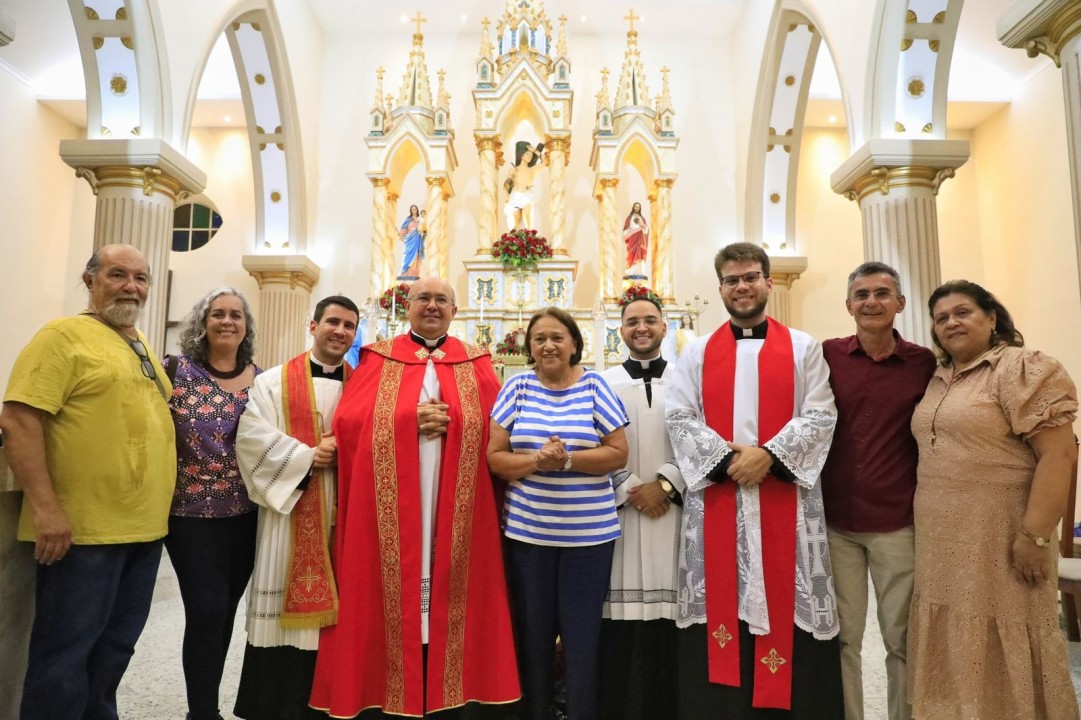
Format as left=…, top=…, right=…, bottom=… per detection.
left=491, top=228, right=553, bottom=270
left=495, top=328, right=528, bottom=356
left=618, top=284, right=662, bottom=308
left=379, top=283, right=410, bottom=319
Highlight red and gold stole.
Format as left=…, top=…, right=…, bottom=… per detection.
left=279, top=352, right=351, bottom=629
left=702, top=318, right=798, bottom=710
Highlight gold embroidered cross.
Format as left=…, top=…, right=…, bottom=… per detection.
left=711, top=624, right=733, bottom=648
left=761, top=648, right=787, bottom=674
left=299, top=565, right=319, bottom=592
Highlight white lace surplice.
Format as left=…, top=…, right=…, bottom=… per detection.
left=664, top=330, right=839, bottom=640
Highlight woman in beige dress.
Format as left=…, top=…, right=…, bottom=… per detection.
left=909, top=279, right=1079, bottom=720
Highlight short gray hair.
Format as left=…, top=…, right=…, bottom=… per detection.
left=178, top=288, right=257, bottom=367
left=82, top=245, right=154, bottom=284
left=847, top=261, right=902, bottom=294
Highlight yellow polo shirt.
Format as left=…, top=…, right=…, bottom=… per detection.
left=4, top=315, right=176, bottom=544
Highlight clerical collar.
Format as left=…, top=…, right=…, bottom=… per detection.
left=729, top=319, right=768, bottom=340
left=623, top=354, right=667, bottom=378
left=409, top=330, right=447, bottom=349
left=309, top=352, right=345, bottom=380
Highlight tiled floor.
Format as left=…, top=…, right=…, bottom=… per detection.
left=115, top=553, right=1081, bottom=719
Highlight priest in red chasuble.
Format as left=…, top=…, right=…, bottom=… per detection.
left=664, top=243, right=844, bottom=719
left=310, top=277, right=520, bottom=719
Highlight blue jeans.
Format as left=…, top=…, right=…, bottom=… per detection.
left=505, top=539, right=615, bottom=720
left=20, top=540, right=163, bottom=720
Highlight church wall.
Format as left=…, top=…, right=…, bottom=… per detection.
left=963, top=62, right=1081, bottom=385
left=164, top=127, right=260, bottom=355
left=308, top=23, right=741, bottom=320
left=0, top=70, right=95, bottom=389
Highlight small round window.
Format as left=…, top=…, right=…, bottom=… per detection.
left=172, top=202, right=223, bottom=252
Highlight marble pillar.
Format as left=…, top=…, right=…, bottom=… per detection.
left=653, top=178, right=675, bottom=301
left=476, top=135, right=500, bottom=251
left=998, top=0, right=1081, bottom=296
left=60, top=138, right=206, bottom=356
left=598, top=178, right=620, bottom=301
left=831, top=139, right=970, bottom=346
left=241, top=254, right=321, bottom=368
left=385, top=192, right=400, bottom=288
left=546, top=136, right=570, bottom=253
left=370, top=177, right=391, bottom=298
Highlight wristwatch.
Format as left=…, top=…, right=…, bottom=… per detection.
left=1021, top=528, right=1051, bottom=547
left=563, top=454, right=573, bottom=471
left=658, top=477, right=676, bottom=498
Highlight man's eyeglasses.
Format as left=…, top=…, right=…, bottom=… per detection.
left=129, top=340, right=158, bottom=382
left=850, top=288, right=896, bottom=302
left=409, top=294, right=453, bottom=307
left=720, top=271, right=765, bottom=288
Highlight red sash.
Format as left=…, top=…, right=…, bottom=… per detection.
left=279, top=353, right=350, bottom=629
left=702, top=319, right=798, bottom=710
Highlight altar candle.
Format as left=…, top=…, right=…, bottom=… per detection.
left=391, top=293, right=396, bottom=320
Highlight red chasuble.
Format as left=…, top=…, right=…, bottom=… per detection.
left=702, top=319, right=799, bottom=710
left=309, top=335, right=520, bottom=718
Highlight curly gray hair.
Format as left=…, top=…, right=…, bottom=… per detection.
left=178, top=287, right=257, bottom=367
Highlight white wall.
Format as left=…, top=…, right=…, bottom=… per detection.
left=0, top=69, right=95, bottom=390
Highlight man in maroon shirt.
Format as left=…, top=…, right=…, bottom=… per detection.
left=820, top=262, right=936, bottom=720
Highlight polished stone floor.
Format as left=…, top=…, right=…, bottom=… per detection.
left=108, top=552, right=1081, bottom=718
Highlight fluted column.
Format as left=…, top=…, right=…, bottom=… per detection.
left=385, top=192, right=399, bottom=289
left=60, top=138, right=206, bottom=356
left=546, top=136, right=570, bottom=253
left=370, top=177, right=391, bottom=298
left=598, top=178, right=620, bottom=300
left=476, top=135, right=500, bottom=251
left=999, top=0, right=1081, bottom=296
left=241, top=255, right=321, bottom=368
left=653, top=178, right=675, bottom=301
left=832, top=139, right=969, bottom=346
left=767, top=256, right=808, bottom=327
left=425, top=176, right=449, bottom=278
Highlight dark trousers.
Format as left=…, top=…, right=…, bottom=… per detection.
left=20, top=540, right=163, bottom=720
left=505, top=539, right=614, bottom=720
left=166, top=512, right=257, bottom=720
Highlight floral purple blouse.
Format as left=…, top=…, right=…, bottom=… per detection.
left=169, top=355, right=260, bottom=518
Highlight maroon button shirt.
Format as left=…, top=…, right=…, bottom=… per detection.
left=820, top=333, right=936, bottom=533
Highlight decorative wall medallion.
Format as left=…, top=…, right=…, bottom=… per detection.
left=254, top=73, right=266, bottom=85
left=922, top=123, right=933, bottom=134
left=895, top=121, right=906, bottom=133
left=906, top=77, right=925, bottom=98
left=784, top=75, right=795, bottom=86
left=769, top=193, right=781, bottom=204
left=110, top=73, right=128, bottom=96
left=270, top=191, right=282, bottom=203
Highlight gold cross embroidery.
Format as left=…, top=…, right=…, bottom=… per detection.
left=414, top=347, right=447, bottom=361
left=761, top=648, right=787, bottom=674
left=711, top=624, right=733, bottom=648
left=298, top=565, right=319, bottom=592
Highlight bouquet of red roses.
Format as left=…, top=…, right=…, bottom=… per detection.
left=379, top=283, right=410, bottom=319
left=495, top=328, right=528, bottom=356
left=491, top=229, right=553, bottom=270
left=617, top=284, right=662, bottom=308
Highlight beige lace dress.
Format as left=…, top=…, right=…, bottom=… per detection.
left=909, top=344, right=1079, bottom=720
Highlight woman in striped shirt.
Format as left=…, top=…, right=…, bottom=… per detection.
left=489, top=306, right=629, bottom=720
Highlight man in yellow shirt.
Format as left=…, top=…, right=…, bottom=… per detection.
left=0, top=243, right=176, bottom=720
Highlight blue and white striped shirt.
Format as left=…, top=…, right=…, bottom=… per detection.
left=492, top=369, right=630, bottom=547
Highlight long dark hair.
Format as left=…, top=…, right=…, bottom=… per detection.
left=927, top=280, right=1023, bottom=366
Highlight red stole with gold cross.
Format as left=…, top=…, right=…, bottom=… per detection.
left=279, top=352, right=350, bottom=629
left=702, top=318, right=798, bottom=710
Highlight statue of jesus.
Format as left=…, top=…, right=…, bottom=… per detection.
left=503, top=140, right=545, bottom=230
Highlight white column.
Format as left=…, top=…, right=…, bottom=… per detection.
left=476, top=136, right=500, bottom=251
left=242, top=254, right=321, bottom=368
left=370, top=177, right=390, bottom=299
left=832, top=139, right=970, bottom=346
left=385, top=192, right=399, bottom=290
left=767, top=256, right=808, bottom=327
left=60, top=138, right=206, bottom=356
left=547, top=136, right=570, bottom=253
left=998, top=0, right=1081, bottom=297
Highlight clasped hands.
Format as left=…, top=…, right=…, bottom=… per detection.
left=417, top=398, right=451, bottom=440
left=312, top=431, right=338, bottom=468
left=532, top=435, right=568, bottom=472
left=726, top=442, right=772, bottom=486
